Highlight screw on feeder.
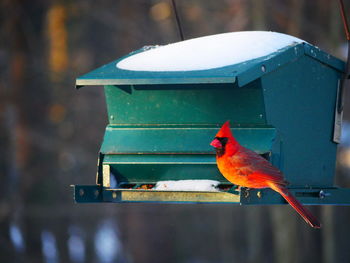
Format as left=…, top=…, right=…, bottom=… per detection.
left=319, top=190, right=331, bottom=199
left=244, top=189, right=250, bottom=198
left=257, top=191, right=262, bottom=199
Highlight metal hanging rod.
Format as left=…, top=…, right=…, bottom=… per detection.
left=171, top=0, right=185, bottom=41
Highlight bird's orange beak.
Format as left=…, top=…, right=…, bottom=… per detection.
left=210, top=138, right=222, bottom=148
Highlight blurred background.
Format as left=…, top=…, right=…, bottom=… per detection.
left=1, top=0, right=350, bottom=262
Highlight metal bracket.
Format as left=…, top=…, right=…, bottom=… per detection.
left=73, top=185, right=350, bottom=205
left=73, top=185, right=241, bottom=204
left=333, top=80, right=344, bottom=143
left=240, top=187, right=350, bottom=205
left=96, top=153, right=104, bottom=185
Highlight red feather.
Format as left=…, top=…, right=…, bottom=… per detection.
left=211, top=121, right=321, bottom=228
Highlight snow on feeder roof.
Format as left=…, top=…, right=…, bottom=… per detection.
left=76, top=31, right=343, bottom=87
left=116, top=31, right=304, bottom=72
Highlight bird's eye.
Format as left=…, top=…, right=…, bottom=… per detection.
left=216, top=137, right=228, bottom=146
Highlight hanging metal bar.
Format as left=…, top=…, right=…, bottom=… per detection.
left=171, top=0, right=185, bottom=41
left=337, top=0, right=350, bottom=113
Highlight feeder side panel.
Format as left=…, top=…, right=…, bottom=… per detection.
left=261, top=55, right=340, bottom=187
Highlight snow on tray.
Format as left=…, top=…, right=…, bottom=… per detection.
left=116, top=31, right=304, bottom=72
left=153, top=180, right=220, bottom=192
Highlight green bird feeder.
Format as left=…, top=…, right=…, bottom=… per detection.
left=73, top=31, right=350, bottom=205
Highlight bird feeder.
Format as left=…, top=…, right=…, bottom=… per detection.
left=73, top=31, right=350, bottom=205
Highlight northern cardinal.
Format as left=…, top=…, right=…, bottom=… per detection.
left=210, top=121, right=321, bottom=228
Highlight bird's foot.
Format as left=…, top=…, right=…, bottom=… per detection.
left=228, top=185, right=240, bottom=193
left=234, top=185, right=251, bottom=191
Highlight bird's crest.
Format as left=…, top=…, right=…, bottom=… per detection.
left=215, top=120, right=234, bottom=138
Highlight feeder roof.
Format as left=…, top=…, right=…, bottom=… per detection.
left=76, top=31, right=345, bottom=88
left=116, top=31, right=303, bottom=71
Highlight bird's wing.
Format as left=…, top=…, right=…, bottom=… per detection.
left=229, top=147, right=286, bottom=186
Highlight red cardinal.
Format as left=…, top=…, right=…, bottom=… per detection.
left=210, top=121, right=321, bottom=228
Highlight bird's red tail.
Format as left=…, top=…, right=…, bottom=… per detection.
left=269, top=183, right=321, bottom=228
